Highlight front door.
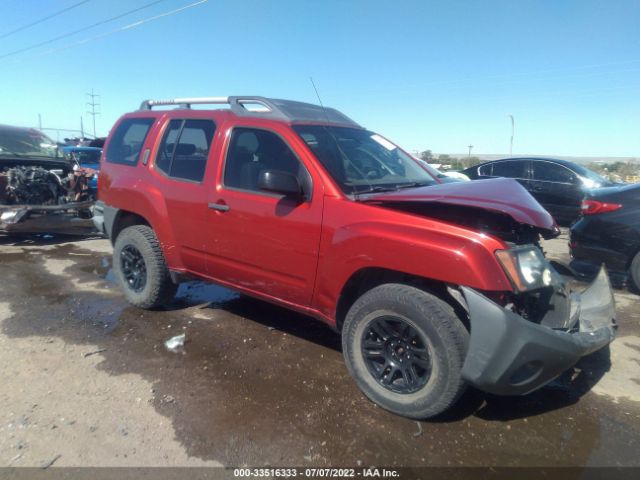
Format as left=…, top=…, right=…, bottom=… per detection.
left=206, top=126, right=323, bottom=306
left=529, top=160, right=583, bottom=225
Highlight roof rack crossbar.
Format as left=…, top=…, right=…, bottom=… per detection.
left=139, top=97, right=229, bottom=110
left=137, top=96, right=361, bottom=127
left=139, top=96, right=282, bottom=113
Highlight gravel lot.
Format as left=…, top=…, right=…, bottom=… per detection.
left=0, top=232, right=638, bottom=467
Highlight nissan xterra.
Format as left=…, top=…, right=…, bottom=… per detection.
left=93, top=97, right=616, bottom=419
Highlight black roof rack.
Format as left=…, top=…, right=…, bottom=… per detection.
left=137, top=96, right=361, bottom=127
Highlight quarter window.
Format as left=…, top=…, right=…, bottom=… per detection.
left=478, top=164, right=493, bottom=176
left=106, top=118, right=154, bottom=165
left=155, top=119, right=215, bottom=182
left=224, top=127, right=310, bottom=195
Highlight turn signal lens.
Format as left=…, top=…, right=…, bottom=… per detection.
left=495, top=250, right=526, bottom=291
left=581, top=199, right=622, bottom=215
left=495, top=246, right=553, bottom=292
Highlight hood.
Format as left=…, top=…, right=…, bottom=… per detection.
left=0, top=155, right=71, bottom=171
left=363, top=177, right=557, bottom=233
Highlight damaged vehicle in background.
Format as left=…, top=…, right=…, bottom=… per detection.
left=0, top=124, right=97, bottom=236
left=63, top=146, right=102, bottom=200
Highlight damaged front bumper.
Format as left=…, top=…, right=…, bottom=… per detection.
left=0, top=201, right=96, bottom=235
left=460, top=266, right=616, bottom=395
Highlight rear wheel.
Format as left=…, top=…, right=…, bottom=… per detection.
left=630, top=252, right=640, bottom=292
left=113, top=225, right=177, bottom=309
left=342, top=283, right=469, bottom=419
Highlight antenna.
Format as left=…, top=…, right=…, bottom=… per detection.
left=310, top=77, right=327, bottom=111
left=309, top=76, right=335, bottom=128
left=308, top=77, right=372, bottom=196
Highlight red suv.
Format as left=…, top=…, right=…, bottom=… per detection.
left=94, top=96, right=616, bottom=419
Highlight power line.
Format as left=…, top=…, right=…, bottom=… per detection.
left=0, top=0, right=169, bottom=60
left=0, top=0, right=92, bottom=40
left=33, top=0, right=210, bottom=59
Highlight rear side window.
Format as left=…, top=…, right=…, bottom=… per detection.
left=156, top=120, right=182, bottom=174
left=106, top=118, right=154, bottom=165
left=155, top=119, right=216, bottom=182
left=492, top=160, right=528, bottom=179
left=531, top=161, right=576, bottom=183
left=478, top=163, right=492, bottom=176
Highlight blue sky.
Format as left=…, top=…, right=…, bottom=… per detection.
left=1, top=0, right=639, bottom=157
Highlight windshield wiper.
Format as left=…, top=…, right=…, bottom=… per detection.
left=352, top=181, right=433, bottom=198
left=352, top=185, right=399, bottom=195
left=394, top=181, right=433, bottom=189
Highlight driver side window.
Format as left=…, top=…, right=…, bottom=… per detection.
left=223, top=127, right=310, bottom=195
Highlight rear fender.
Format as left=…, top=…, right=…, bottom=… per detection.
left=105, top=182, right=183, bottom=270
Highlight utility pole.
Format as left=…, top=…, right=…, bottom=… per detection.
left=467, top=145, right=473, bottom=168
left=508, top=114, right=515, bottom=156
left=38, top=113, right=42, bottom=130
left=80, top=117, right=85, bottom=138
left=86, top=89, right=100, bottom=137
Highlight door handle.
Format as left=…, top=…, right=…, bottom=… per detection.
left=208, top=202, right=230, bottom=212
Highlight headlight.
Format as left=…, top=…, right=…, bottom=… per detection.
left=1, top=210, right=18, bottom=223
left=495, top=246, right=553, bottom=292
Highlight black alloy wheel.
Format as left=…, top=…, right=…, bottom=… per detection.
left=120, top=244, right=147, bottom=292
left=361, top=316, right=432, bottom=394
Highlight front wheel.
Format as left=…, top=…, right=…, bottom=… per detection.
left=113, top=225, right=177, bottom=309
left=342, top=284, right=469, bottom=419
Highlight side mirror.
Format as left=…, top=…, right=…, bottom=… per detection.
left=258, top=170, right=302, bottom=197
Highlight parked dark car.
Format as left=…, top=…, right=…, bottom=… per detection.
left=570, top=183, right=640, bottom=290
left=462, top=158, right=613, bottom=226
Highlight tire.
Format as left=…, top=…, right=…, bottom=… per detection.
left=342, top=283, right=469, bottom=419
left=630, top=252, right=640, bottom=292
left=113, top=225, right=177, bottom=309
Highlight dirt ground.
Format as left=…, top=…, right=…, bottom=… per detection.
left=0, top=231, right=639, bottom=468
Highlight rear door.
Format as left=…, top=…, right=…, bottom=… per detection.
left=205, top=124, right=323, bottom=306
left=490, top=159, right=530, bottom=187
left=529, top=160, right=583, bottom=225
left=151, top=118, right=217, bottom=272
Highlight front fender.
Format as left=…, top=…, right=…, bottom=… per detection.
left=312, top=197, right=512, bottom=321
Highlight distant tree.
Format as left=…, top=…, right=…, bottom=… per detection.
left=419, top=150, right=433, bottom=162
left=617, top=161, right=639, bottom=178
left=587, top=162, right=603, bottom=173
left=467, top=156, right=482, bottom=168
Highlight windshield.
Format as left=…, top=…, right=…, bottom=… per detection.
left=293, top=125, right=437, bottom=194
left=67, top=149, right=102, bottom=166
left=0, top=127, right=62, bottom=158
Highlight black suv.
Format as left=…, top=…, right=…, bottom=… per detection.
left=462, top=157, right=612, bottom=226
